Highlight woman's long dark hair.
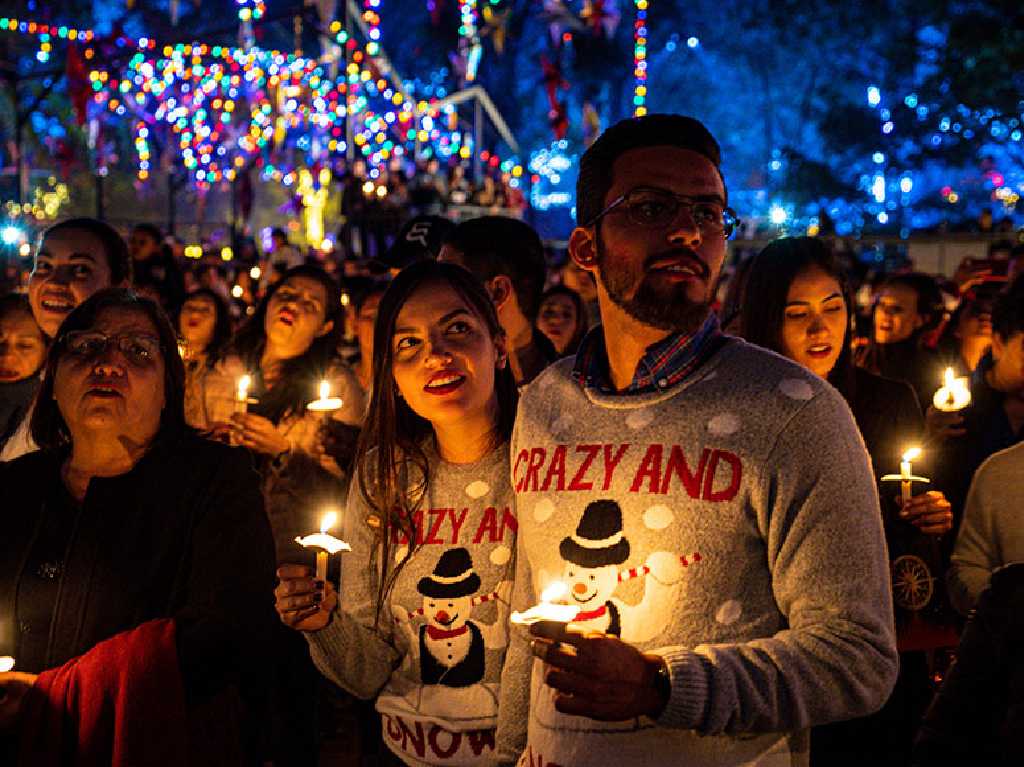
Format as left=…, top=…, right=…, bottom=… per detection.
left=356, top=260, right=518, bottom=628
left=738, top=237, right=856, bottom=400
left=228, top=265, right=342, bottom=423
left=31, top=288, right=188, bottom=450
left=175, top=288, right=233, bottom=365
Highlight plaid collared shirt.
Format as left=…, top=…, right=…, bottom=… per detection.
left=571, top=313, right=723, bottom=395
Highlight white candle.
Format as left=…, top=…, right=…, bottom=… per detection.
left=295, top=511, right=351, bottom=584
left=932, top=367, right=971, bottom=412
left=236, top=374, right=252, bottom=414
left=882, top=447, right=930, bottom=512
left=511, top=581, right=579, bottom=625
left=307, top=378, right=344, bottom=413
left=0, top=656, right=14, bottom=673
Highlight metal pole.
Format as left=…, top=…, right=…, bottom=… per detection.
left=168, top=173, right=177, bottom=235
left=95, top=173, right=105, bottom=220
left=473, top=96, right=483, bottom=182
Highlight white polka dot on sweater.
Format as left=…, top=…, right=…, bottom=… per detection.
left=702, top=371, right=718, bottom=382
left=626, top=409, right=654, bottom=430
left=552, top=414, right=574, bottom=434
left=490, top=546, right=512, bottom=566
left=465, top=481, right=490, bottom=499
left=642, top=505, right=673, bottom=530
left=707, top=413, right=741, bottom=435
left=394, top=546, right=408, bottom=564
left=778, top=378, right=814, bottom=401
left=715, top=600, right=742, bottom=625
left=533, top=498, right=555, bottom=523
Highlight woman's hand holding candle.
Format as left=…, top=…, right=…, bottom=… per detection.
left=0, top=670, right=38, bottom=732
left=897, top=490, right=954, bottom=536
left=274, top=564, right=337, bottom=632
left=231, top=412, right=291, bottom=457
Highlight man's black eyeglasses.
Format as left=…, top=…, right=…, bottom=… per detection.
left=585, top=187, right=740, bottom=239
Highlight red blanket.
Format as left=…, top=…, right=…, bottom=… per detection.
left=18, top=618, right=188, bottom=767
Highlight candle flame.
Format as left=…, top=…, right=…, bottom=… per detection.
left=540, top=581, right=567, bottom=603
left=319, top=380, right=330, bottom=400
left=237, top=374, right=251, bottom=399
left=943, top=367, right=955, bottom=386
left=0, top=656, right=14, bottom=673
left=320, top=511, right=338, bottom=533
left=902, top=447, right=922, bottom=462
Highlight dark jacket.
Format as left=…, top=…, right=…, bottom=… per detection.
left=913, top=562, right=1024, bottom=766
left=856, top=336, right=940, bottom=415
left=935, top=353, right=1024, bottom=518
left=0, top=434, right=278, bottom=764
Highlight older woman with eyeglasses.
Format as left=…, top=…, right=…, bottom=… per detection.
left=0, top=288, right=276, bottom=766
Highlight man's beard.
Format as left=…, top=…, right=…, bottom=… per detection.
left=595, top=235, right=712, bottom=334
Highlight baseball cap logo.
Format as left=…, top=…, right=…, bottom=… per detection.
left=406, top=222, right=431, bottom=247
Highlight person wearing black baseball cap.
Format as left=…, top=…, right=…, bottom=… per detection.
left=370, top=215, right=455, bottom=275
left=438, top=216, right=557, bottom=386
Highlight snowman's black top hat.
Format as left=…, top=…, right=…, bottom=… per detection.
left=418, top=547, right=482, bottom=598
left=559, top=499, right=631, bottom=568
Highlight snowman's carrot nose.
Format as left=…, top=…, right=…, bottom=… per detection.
left=435, top=610, right=451, bottom=623
left=573, top=582, right=588, bottom=594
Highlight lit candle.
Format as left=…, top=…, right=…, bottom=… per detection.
left=177, top=338, right=189, bottom=360
left=295, top=510, right=351, bottom=583
left=933, top=367, right=971, bottom=412
left=882, top=446, right=930, bottom=511
left=511, top=582, right=579, bottom=626
left=0, top=656, right=14, bottom=673
left=307, top=379, right=344, bottom=413
left=236, top=374, right=252, bottom=414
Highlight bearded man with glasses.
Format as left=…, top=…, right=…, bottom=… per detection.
left=496, top=114, right=897, bottom=766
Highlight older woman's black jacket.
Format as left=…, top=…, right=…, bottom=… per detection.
left=0, top=433, right=278, bottom=764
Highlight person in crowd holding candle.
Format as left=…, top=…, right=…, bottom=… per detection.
left=0, top=288, right=276, bottom=764
left=274, top=260, right=518, bottom=766
left=438, top=216, right=557, bottom=386
left=935, top=282, right=998, bottom=377
left=0, top=296, right=47, bottom=451
left=536, top=285, right=589, bottom=357
left=855, top=271, right=945, bottom=409
left=1, top=217, right=132, bottom=462
left=947, top=441, right=1024, bottom=615
left=496, top=115, right=897, bottom=767
left=203, top=264, right=365, bottom=765
left=930, top=274, right=1024, bottom=514
left=176, top=288, right=234, bottom=430
left=738, top=237, right=954, bottom=766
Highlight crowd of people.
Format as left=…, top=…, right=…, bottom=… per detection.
left=0, top=113, right=1022, bottom=767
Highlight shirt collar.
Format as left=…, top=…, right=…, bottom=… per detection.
left=572, top=313, right=721, bottom=395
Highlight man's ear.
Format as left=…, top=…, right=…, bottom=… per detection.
left=568, top=227, right=599, bottom=276
left=315, top=319, right=335, bottom=338
left=488, top=275, right=515, bottom=311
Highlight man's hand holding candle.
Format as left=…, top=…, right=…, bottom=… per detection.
left=275, top=564, right=337, bottom=631
left=529, top=622, right=670, bottom=721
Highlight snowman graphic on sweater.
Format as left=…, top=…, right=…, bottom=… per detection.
left=560, top=499, right=699, bottom=643
left=405, top=547, right=508, bottom=687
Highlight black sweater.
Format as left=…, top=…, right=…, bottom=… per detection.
left=0, top=434, right=278, bottom=763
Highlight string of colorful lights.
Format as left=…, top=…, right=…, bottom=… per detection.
left=631, top=0, right=648, bottom=117
left=0, top=12, right=523, bottom=200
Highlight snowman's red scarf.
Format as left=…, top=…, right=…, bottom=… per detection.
left=572, top=605, right=607, bottom=622
left=425, top=624, right=471, bottom=640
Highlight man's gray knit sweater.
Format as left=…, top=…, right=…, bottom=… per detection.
left=496, top=338, right=897, bottom=767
